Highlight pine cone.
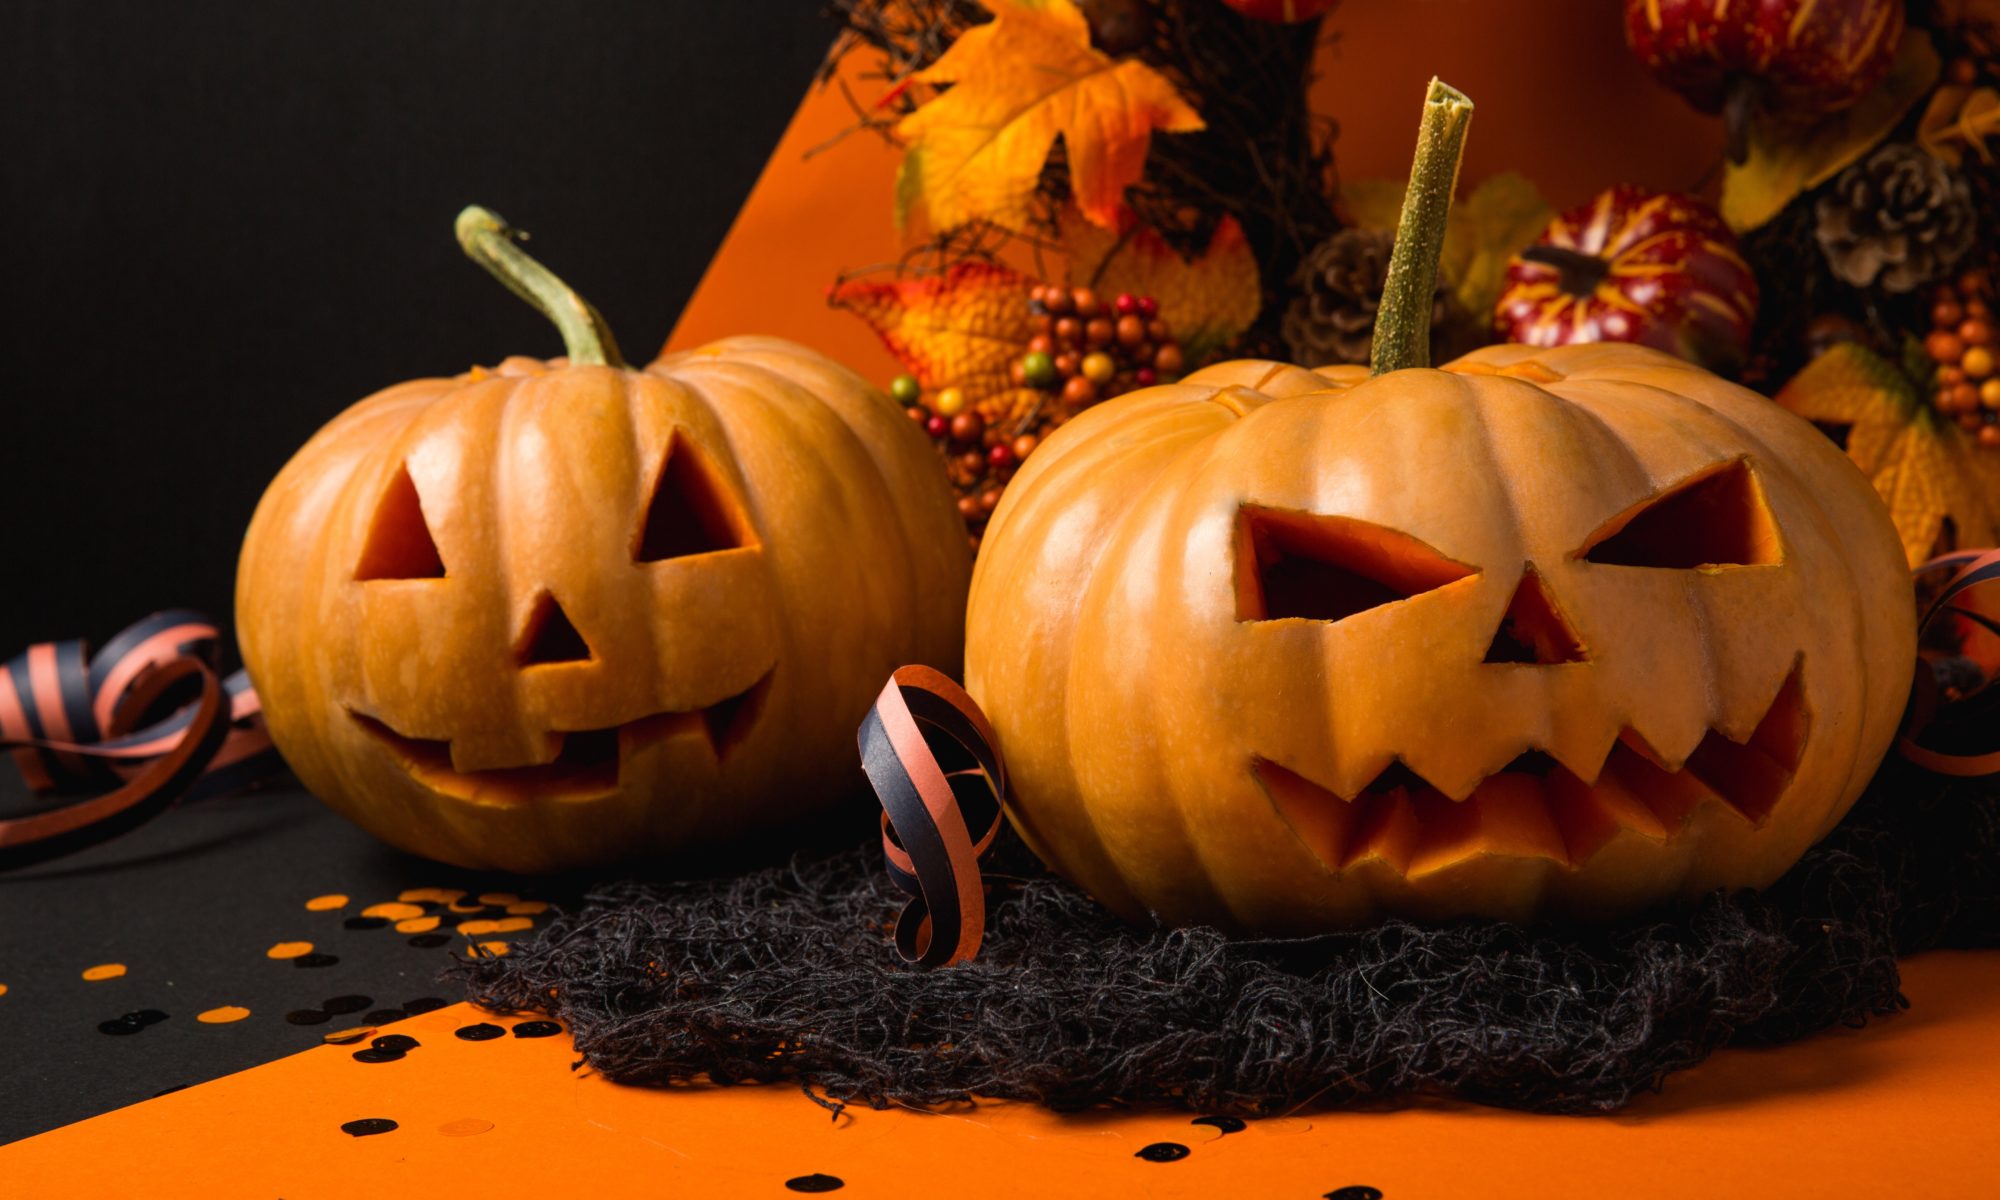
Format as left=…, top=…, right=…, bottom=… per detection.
left=1282, top=228, right=1448, bottom=366
left=1815, top=143, right=1977, bottom=294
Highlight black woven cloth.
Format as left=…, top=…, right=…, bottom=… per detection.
left=454, top=764, right=2000, bottom=1114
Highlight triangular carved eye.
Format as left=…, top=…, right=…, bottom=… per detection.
left=635, top=433, right=750, bottom=562
left=1236, top=505, right=1476, bottom=622
left=517, top=592, right=592, bottom=666
left=355, top=464, right=445, bottom=581
left=1578, top=459, right=1781, bottom=568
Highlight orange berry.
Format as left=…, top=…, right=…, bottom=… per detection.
left=1935, top=299, right=1966, bottom=328
left=1964, top=346, right=1995, bottom=378
left=1071, top=289, right=1102, bottom=318
left=1981, top=378, right=2000, bottom=409
left=1054, top=316, right=1082, bottom=343
left=1154, top=344, right=1185, bottom=375
left=1081, top=352, right=1116, bottom=383
left=1062, top=375, right=1098, bottom=407
left=1053, top=352, right=1080, bottom=376
left=1928, top=331, right=1967, bottom=363
left=957, top=494, right=982, bottom=520
left=1116, top=315, right=1147, bottom=346
left=1954, top=382, right=1982, bottom=409
left=934, top=386, right=967, bottom=416
left=1027, top=333, right=1053, bottom=355
left=1940, top=365, right=1966, bottom=386
left=1983, top=424, right=2000, bottom=448
left=1042, top=288, right=1073, bottom=315
left=1961, top=319, right=1993, bottom=346
left=1147, top=318, right=1171, bottom=342
left=1011, top=434, right=1038, bottom=461
left=1085, top=317, right=1115, bottom=346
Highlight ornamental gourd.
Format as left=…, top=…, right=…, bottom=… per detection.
left=965, top=83, right=1914, bottom=930
left=1623, top=0, right=1905, bottom=160
left=1495, top=186, right=1758, bottom=374
left=238, top=208, right=970, bottom=872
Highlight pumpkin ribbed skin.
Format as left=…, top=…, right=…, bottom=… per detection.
left=966, top=344, right=1913, bottom=931
left=239, top=336, right=969, bottom=872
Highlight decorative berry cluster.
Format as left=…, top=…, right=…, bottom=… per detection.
left=1927, top=268, right=2000, bottom=447
left=899, top=284, right=1184, bottom=551
left=1017, top=285, right=1185, bottom=408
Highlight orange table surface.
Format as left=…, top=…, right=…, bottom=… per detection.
left=4, top=951, right=1997, bottom=1198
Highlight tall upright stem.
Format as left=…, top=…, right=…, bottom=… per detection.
left=1369, top=79, right=1474, bottom=377
left=454, top=205, right=626, bottom=368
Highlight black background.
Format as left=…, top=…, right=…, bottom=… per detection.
left=0, top=0, right=835, bottom=1143
left=0, top=0, right=834, bottom=655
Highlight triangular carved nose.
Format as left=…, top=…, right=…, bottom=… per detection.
left=1483, top=566, right=1587, bottom=665
left=517, top=592, right=593, bottom=666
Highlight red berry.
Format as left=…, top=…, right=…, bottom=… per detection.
left=988, top=443, right=1015, bottom=469
left=925, top=415, right=949, bottom=439
left=950, top=411, right=986, bottom=443
left=1136, top=295, right=1159, bottom=319
left=1135, top=366, right=1157, bottom=386
left=1114, top=292, right=1138, bottom=315
left=906, top=406, right=928, bottom=424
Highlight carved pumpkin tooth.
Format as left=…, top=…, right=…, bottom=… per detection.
left=1252, top=759, right=1356, bottom=871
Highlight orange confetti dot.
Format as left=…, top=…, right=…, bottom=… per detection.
left=447, top=900, right=486, bottom=913
left=81, top=964, right=127, bottom=982
left=505, top=901, right=549, bottom=916
left=304, top=894, right=348, bottom=911
left=468, top=941, right=511, bottom=958
left=361, top=902, right=426, bottom=921
left=266, top=941, right=314, bottom=960
left=398, top=887, right=465, bottom=904
left=439, top=1118, right=495, bottom=1137
left=322, top=1026, right=376, bottom=1045
left=491, top=916, right=533, bottom=933
left=476, top=891, right=519, bottom=906
left=0, top=983, right=9, bottom=997
left=395, top=915, right=441, bottom=934
left=197, top=1005, right=250, bottom=1024
left=457, top=919, right=499, bottom=935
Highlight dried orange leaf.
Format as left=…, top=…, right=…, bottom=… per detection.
left=1919, top=84, right=2000, bottom=166
left=1722, top=28, right=1940, bottom=232
left=894, top=0, right=1203, bottom=236
left=1774, top=342, right=2000, bottom=563
left=828, top=262, right=1039, bottom=409
left=1060, top=211, right=1260, bottom=363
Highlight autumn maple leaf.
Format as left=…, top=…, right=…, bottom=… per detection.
left=1775, top=342, right=2000, bottom=564
left=895, top=0, right=1203, bottom=236
left=828, top=262, right=1043, bottom=424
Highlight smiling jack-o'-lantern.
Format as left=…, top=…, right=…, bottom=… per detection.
left=964, top=84, right=1915, bottom=929
left=238, top=208, right=969, bottom=871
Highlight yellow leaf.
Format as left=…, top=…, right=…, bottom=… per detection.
left=1060, top=211, right=1260, bottom=363
left=1774, top=343, right=2000, bottom=564
left=1722, top=28, right=1940, bottom=232
left=1919, top=84, right=2000, bottom=166
left=894, top=0, right=1203, bottom=236
left=1338, top=171, right=1553, bottom=323
left=828, top=262, right=1040, bottom=420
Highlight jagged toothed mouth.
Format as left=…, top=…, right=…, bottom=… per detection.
left=1252, top=659, right=1808, bottom=876
left=348, top=669, right=772, bottom=802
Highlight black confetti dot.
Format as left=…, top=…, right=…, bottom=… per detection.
left=371, top=1033, right=420, bottom=1053
left=364, top=1008, right=407, bottom=1024
left=401, top=997, right=447, bottom=1015
left=97, top=1014, right=149, bottom=1036
left=322, top=995, right=373, bottom=1015
left=342, top=916, right=389, bottom=931
left=1323, top=1189, right=1383, bottom=1200
left=340, top=1118, right=399, bottom=1137
left=407, top=933, right=451, bottom=949
left=293, top=953, right=340, bottom=969
left=784, top=1175, right=845, bottom=1193
left=455, top=1023, right=506, bottom=1041
left=351, top=1047, right=405, bottom=1064
left=512, top=1020, right=562, bottom=1039
left=131, top=1009, right=169, bottom=1027
left=1192, top=1115, right=1245, bottom=1135
left=285, top=1009, right=331, bottom=1026
left=1135, top=1142, right=1190, bottom=1163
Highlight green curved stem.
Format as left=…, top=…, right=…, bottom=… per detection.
left=454, top=205, right=626, bottom=368
left=1369, top=78, right=1474, bottom=377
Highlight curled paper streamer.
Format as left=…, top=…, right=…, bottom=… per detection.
left=0, top=611, right=284, bottom=868
left=857, top=665, right=1005, bottom=968
left=1901, top=549, right=2000, bottom=777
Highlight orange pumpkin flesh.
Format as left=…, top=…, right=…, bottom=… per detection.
left=238, top=211, right=968, bottom=871
left=965, top=86, right=1914, bottom=931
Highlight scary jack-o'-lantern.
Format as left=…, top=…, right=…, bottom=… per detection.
left=239, top=208, right=969, bottom=872
left=964, top=83, right=1915, bottom=930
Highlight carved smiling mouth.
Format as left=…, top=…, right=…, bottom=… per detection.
left=349, top=670, right=772, bottom=802
left=1253, top=660, right=1808, bottom=876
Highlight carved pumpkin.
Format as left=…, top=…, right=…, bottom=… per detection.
left=964, top=84, right=1915, bottom=930
left=238, top=208, right=969, bottom=871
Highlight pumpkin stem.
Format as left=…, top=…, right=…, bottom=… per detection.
left=454, top=205, right=626, bottom=368
left=1520, top=244, right=1611, bottom=297
left=1369, top=78, right=1473, bottom=377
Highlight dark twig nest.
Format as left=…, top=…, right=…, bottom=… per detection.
left=455, top=766, right=1999, bottom=1117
